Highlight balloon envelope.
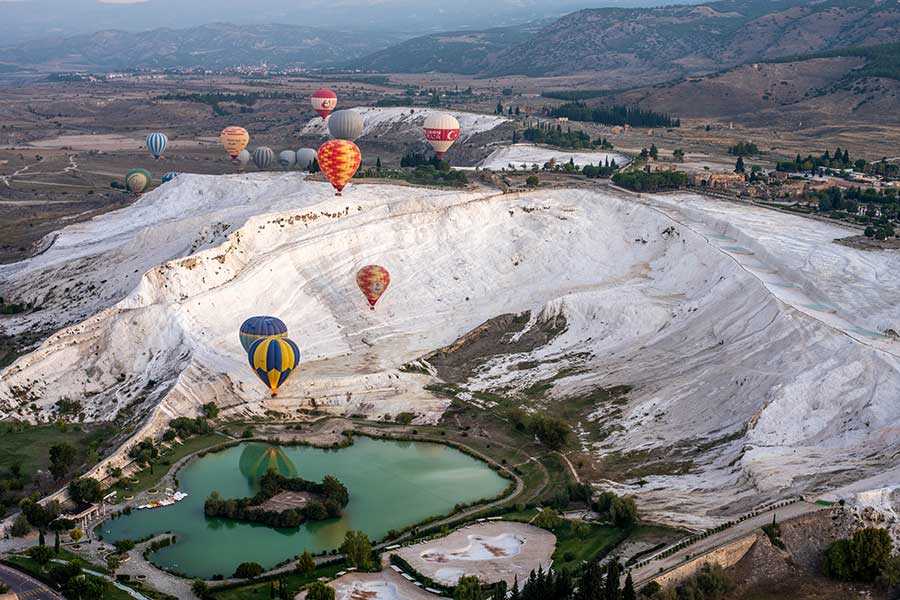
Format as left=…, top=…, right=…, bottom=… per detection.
left=239, top=316, right=288, bottom=353
left=278, top=150, right=296, bottom=168
left=317, top=140, right=361, bottom=195
left=311, top=88, right=337, bottom=119
left=356, top=265, right=390, bottom=310
left=237, top=149, right=251, bottom=167
left=146, top=132, right=168, bottom=159
left=125, top=168, right=151, bottom=194
left=220, top=126, right=250, bottom=159
left=253, top=147, right=275, bottom=170
left=296, top=148, right=317, bottom=171
left=423, top=113, right=461, bottom=158
left=327, top=109, right=364, bottom=141
left=248, top=336, right=300, bottom=396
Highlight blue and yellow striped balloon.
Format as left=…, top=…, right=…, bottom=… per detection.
left=146, top=132, right=168, bottom=159
left=247, top=336, right=300, bottom=396
left=239, top=316, right=288, bottom=353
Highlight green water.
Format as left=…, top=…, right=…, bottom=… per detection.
left=100, top=437, right=508, bottom=578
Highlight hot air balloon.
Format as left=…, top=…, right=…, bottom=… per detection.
left=248, top=336, right=300, bottom=397
left=239, top=316, right=288, bottom=353
left=317, top=139, right=361, bottom=196
left=253, top=147, right=275, bottom=170
left=237, top=149, right=251, bottom=168
left=311, top=88, right=337, bottom=119
left=356, top=265, right=390, bottom=310
left=296, top=148, right=317, bottom=171
left=161, top=171, right=178, bottom=184
left=220, top=126, right=250, bottom=160
left=327, top=109, right=364, bottom=141
left=146, top=132, right=168, bottom=159
left=278, top=150, right=296, bottom=169
left=125, top=168, right=151, bottom=194
left=423, top=113, right=461, bottom=159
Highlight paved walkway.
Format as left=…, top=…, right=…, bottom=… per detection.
left=0, top=562, right=64, bottom=600
left=631, top=501, right=821, bottom=585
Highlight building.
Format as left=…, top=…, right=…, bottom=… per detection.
left=690, top=172, right=747, bottom=189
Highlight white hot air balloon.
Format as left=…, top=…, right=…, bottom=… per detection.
left=296, top=148, right=317, bottom=171
left=237, top=149, right=251, bottom=168
left=423, top=112, right=461, bottom=159
left=327, top=109, right=364, bottom=141
left=278, top=150, right=296, bottom=168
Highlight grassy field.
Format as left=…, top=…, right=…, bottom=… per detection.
left=113, top=433, right=228, bottom=497
left=0, top=422, right=115, bottom=476
left=211, top=562, right=346, bottom=600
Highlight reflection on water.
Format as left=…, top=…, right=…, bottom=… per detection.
left=100, top=437, right=507, bottom=579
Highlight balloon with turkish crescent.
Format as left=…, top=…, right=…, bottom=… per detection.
left=422, top=112, right=461, bottom=159
left=311, top=88, right=337, bottom=119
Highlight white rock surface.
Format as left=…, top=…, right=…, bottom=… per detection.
left=479, top=143, right=631, bottom=170
left=301, top=106, right=509, bottom=141
left=1, top=176, right=898, bottom=523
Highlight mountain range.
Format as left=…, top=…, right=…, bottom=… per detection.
left=357, top=0, right=900, bottom=80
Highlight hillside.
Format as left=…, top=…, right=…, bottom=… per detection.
left=353, top=25, right=538, bottom=75
left=0, top=23, right=404, bottom=71
left=356, top=0, right=899, bottom=82
left=602, top=43, right=900, bottom=125
left=1, top=175, right=898, bottom=524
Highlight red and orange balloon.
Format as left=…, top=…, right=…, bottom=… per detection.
left=356, top=265, right=390, bottom=310
left=317, top=139, right=361, bottom=196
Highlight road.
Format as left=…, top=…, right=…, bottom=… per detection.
left=630, top=500, right=821, bottom=585
left=0, top=562, right=64, bottom=600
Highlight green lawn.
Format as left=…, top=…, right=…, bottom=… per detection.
left=114, top=433, right=228, bottom=496
left=211, top=563, right=346, bottom=600
left=0, top=423, right=109, bottom=475
left=550, top=520, right=629, bottom=573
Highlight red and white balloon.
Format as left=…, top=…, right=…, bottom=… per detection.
left=423, top=112, right=461, bottom=159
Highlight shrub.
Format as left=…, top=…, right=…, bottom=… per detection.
left=233, top=561, right=264, bottom=579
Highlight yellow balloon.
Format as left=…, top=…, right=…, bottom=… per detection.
left=220, top=126, right=250, bottom=159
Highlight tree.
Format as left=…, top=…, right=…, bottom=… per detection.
left=49, top=443, right=77, bottom=480
left=734, top=156, right=745, bottom=173
left=296, top=550, right=315, bottom=575
left=106, top=553, right=121, bottom=573
left=113, top=539, right=136, bottom=554
left=604, top=559, right=621, bottom=600
left=307, top=581, right=335, bottom=600
left=673, top=148, right=685, bottom=162
left=496, top=101, right=504, bottom=115
left=192, top=579, right=210, bottom=599
left=49, top=518, right=73, bottom=554
left=233, top=562, right=264, bottom=579
left=455, top=575, right=484, bottom=600
left=376, top=157, right=382, bottom=172
left=11, top=514, right=31, bottom=537
left=20, top=499, right=58, bottom=546
left=69, top=478, right=103, bottom=505
left=201, top=402, right=219, bottom=419
left=610, top=496, right=639, bottom=528
left=526, top=175, right=539, bottom=188
left=340, top=530, right=372, bottom=570
left=28, top=545, right=54, bottom=569
left=621, top=572, right=636, bottom=600
left=649, top=144, right=658, bottom=160
left=578, top=560, right=604, bottom=600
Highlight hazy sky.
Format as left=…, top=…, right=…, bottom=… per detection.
left=2, top=0, right=695, bottom=42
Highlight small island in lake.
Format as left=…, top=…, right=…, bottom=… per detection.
left=204, top=470, right=350, bottom=528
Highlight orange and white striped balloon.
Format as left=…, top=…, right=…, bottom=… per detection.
left=220, top=126, right=250, bottom=160
left=317, top=139, right=361, bottom=196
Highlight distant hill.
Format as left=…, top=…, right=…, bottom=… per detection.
left=353, top=25, right=541, bottom=75
left=1, top=23, right=405, bottom=71
left=356, top=0, right=899, bottom=82
left=598, top=42, right=900, bottom=125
